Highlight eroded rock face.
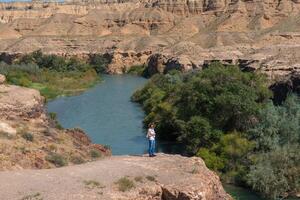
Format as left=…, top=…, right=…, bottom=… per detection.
left=0, top=84, right=111, bottom=170
left=146, top=53, right=169, bottom=76
left=107, top=50, right=152, bottom=74
left=1, top=0, right=300, bottom=77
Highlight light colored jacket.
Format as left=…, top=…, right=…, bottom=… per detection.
left=147, top=128, right=156, bottom=140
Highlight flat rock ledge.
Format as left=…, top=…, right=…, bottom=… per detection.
left=0, top=154, right=232, bottom=200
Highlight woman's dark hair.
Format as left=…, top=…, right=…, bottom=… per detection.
left=148, top=123, right=154, bottom=128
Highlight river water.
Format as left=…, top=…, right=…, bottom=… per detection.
left=47, top=75, right=149, bottom=155
left=47, top=75, right=298, bottom=200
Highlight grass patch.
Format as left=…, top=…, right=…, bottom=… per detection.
left=83, top=180, right=105, bottom=189
left=145, top=175, right=156, bottom=182
left=45, top=153, right=67, bottom=167
left=115, top=177, right=135, bottom=192
left=21, top=192, right=42, bottom=200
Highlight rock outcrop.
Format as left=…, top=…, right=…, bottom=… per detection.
left=0, top=154, right=232, bottom=200
left=270, top=72, right=300, bottom=103
left=0, top=77, right=110, bottom=170
left=1, top=0, right=300, bottom=77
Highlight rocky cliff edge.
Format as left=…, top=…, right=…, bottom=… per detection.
left=0, top=75, right=111, bottom=170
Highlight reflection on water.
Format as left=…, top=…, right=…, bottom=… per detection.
left=224, top=184, right=263, bottom=200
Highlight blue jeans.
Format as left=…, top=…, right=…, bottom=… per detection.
left=148, top=140, right=155, bottom=156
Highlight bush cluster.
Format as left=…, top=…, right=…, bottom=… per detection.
left=45, top=153, right=68, bottom=167
left=132, top=62, right=300, bottom=199
left=0, top=51, right=105, bottom=100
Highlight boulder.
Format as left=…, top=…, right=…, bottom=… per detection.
left=146, top=53, right=169, bottom=76
left=165, top=55, right=195, bottom=73
left=146, top=54, right=202, bottom=76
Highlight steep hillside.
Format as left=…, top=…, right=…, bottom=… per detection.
left=1, top=0, right=300, bottom=77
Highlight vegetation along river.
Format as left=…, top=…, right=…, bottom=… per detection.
left=47, top=74, right=297, bottom=200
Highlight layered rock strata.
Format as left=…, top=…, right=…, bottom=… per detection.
left=1, top=0, right=300, bottom=77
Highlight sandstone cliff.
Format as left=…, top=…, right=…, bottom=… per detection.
left=1, top=0, right=300, bottom=77
left=0, top=153, right=232, bottom=200
left=0, top=76, right=110, bottom=170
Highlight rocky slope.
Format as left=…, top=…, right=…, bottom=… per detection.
left=0, top=75, right=110, bottom=170
left=1, top=0, right=300, bottom=77
left=0, top=153, right=232, bottom=200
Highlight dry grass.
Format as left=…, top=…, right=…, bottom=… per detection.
left=83, top=180, right=105, bottom=189
left=115, top=177, right=135, bottom=192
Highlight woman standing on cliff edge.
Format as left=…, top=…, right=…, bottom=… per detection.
left=147, top=123, right=156, bottom=157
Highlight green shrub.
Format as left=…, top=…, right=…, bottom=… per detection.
left=22, top=132, right=34, bottom=142
left=89, top=54, right=110, bottom=73
left=70, top=156, right=85, bottom=164
left=127, top=65, right=146, bottom=76
left=48, top=112, right=57, bottom=120
left=90, top=149, right=102, bottom=158
left=247, top=145, right=300, bottom=199
left=197, top=148, right=225, bottom=171
left=115, top=177, right=135, bottom=192
left=246, top=94, right=300, bottom=199
left=46, top=153, right=67, bottom=167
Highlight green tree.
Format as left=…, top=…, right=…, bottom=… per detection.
left=180, top=116, right=221, bottom=153
left=248, top=94, right=300, bottom=151
left=247, top=145, right=300, bottom=199
left=176, top=63, right=271, bottom=131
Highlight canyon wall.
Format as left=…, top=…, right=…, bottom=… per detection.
left=1, top=0, right=300, bottom=77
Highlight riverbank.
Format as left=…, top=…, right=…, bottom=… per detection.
left=0, top=51, right=107, bottom=100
